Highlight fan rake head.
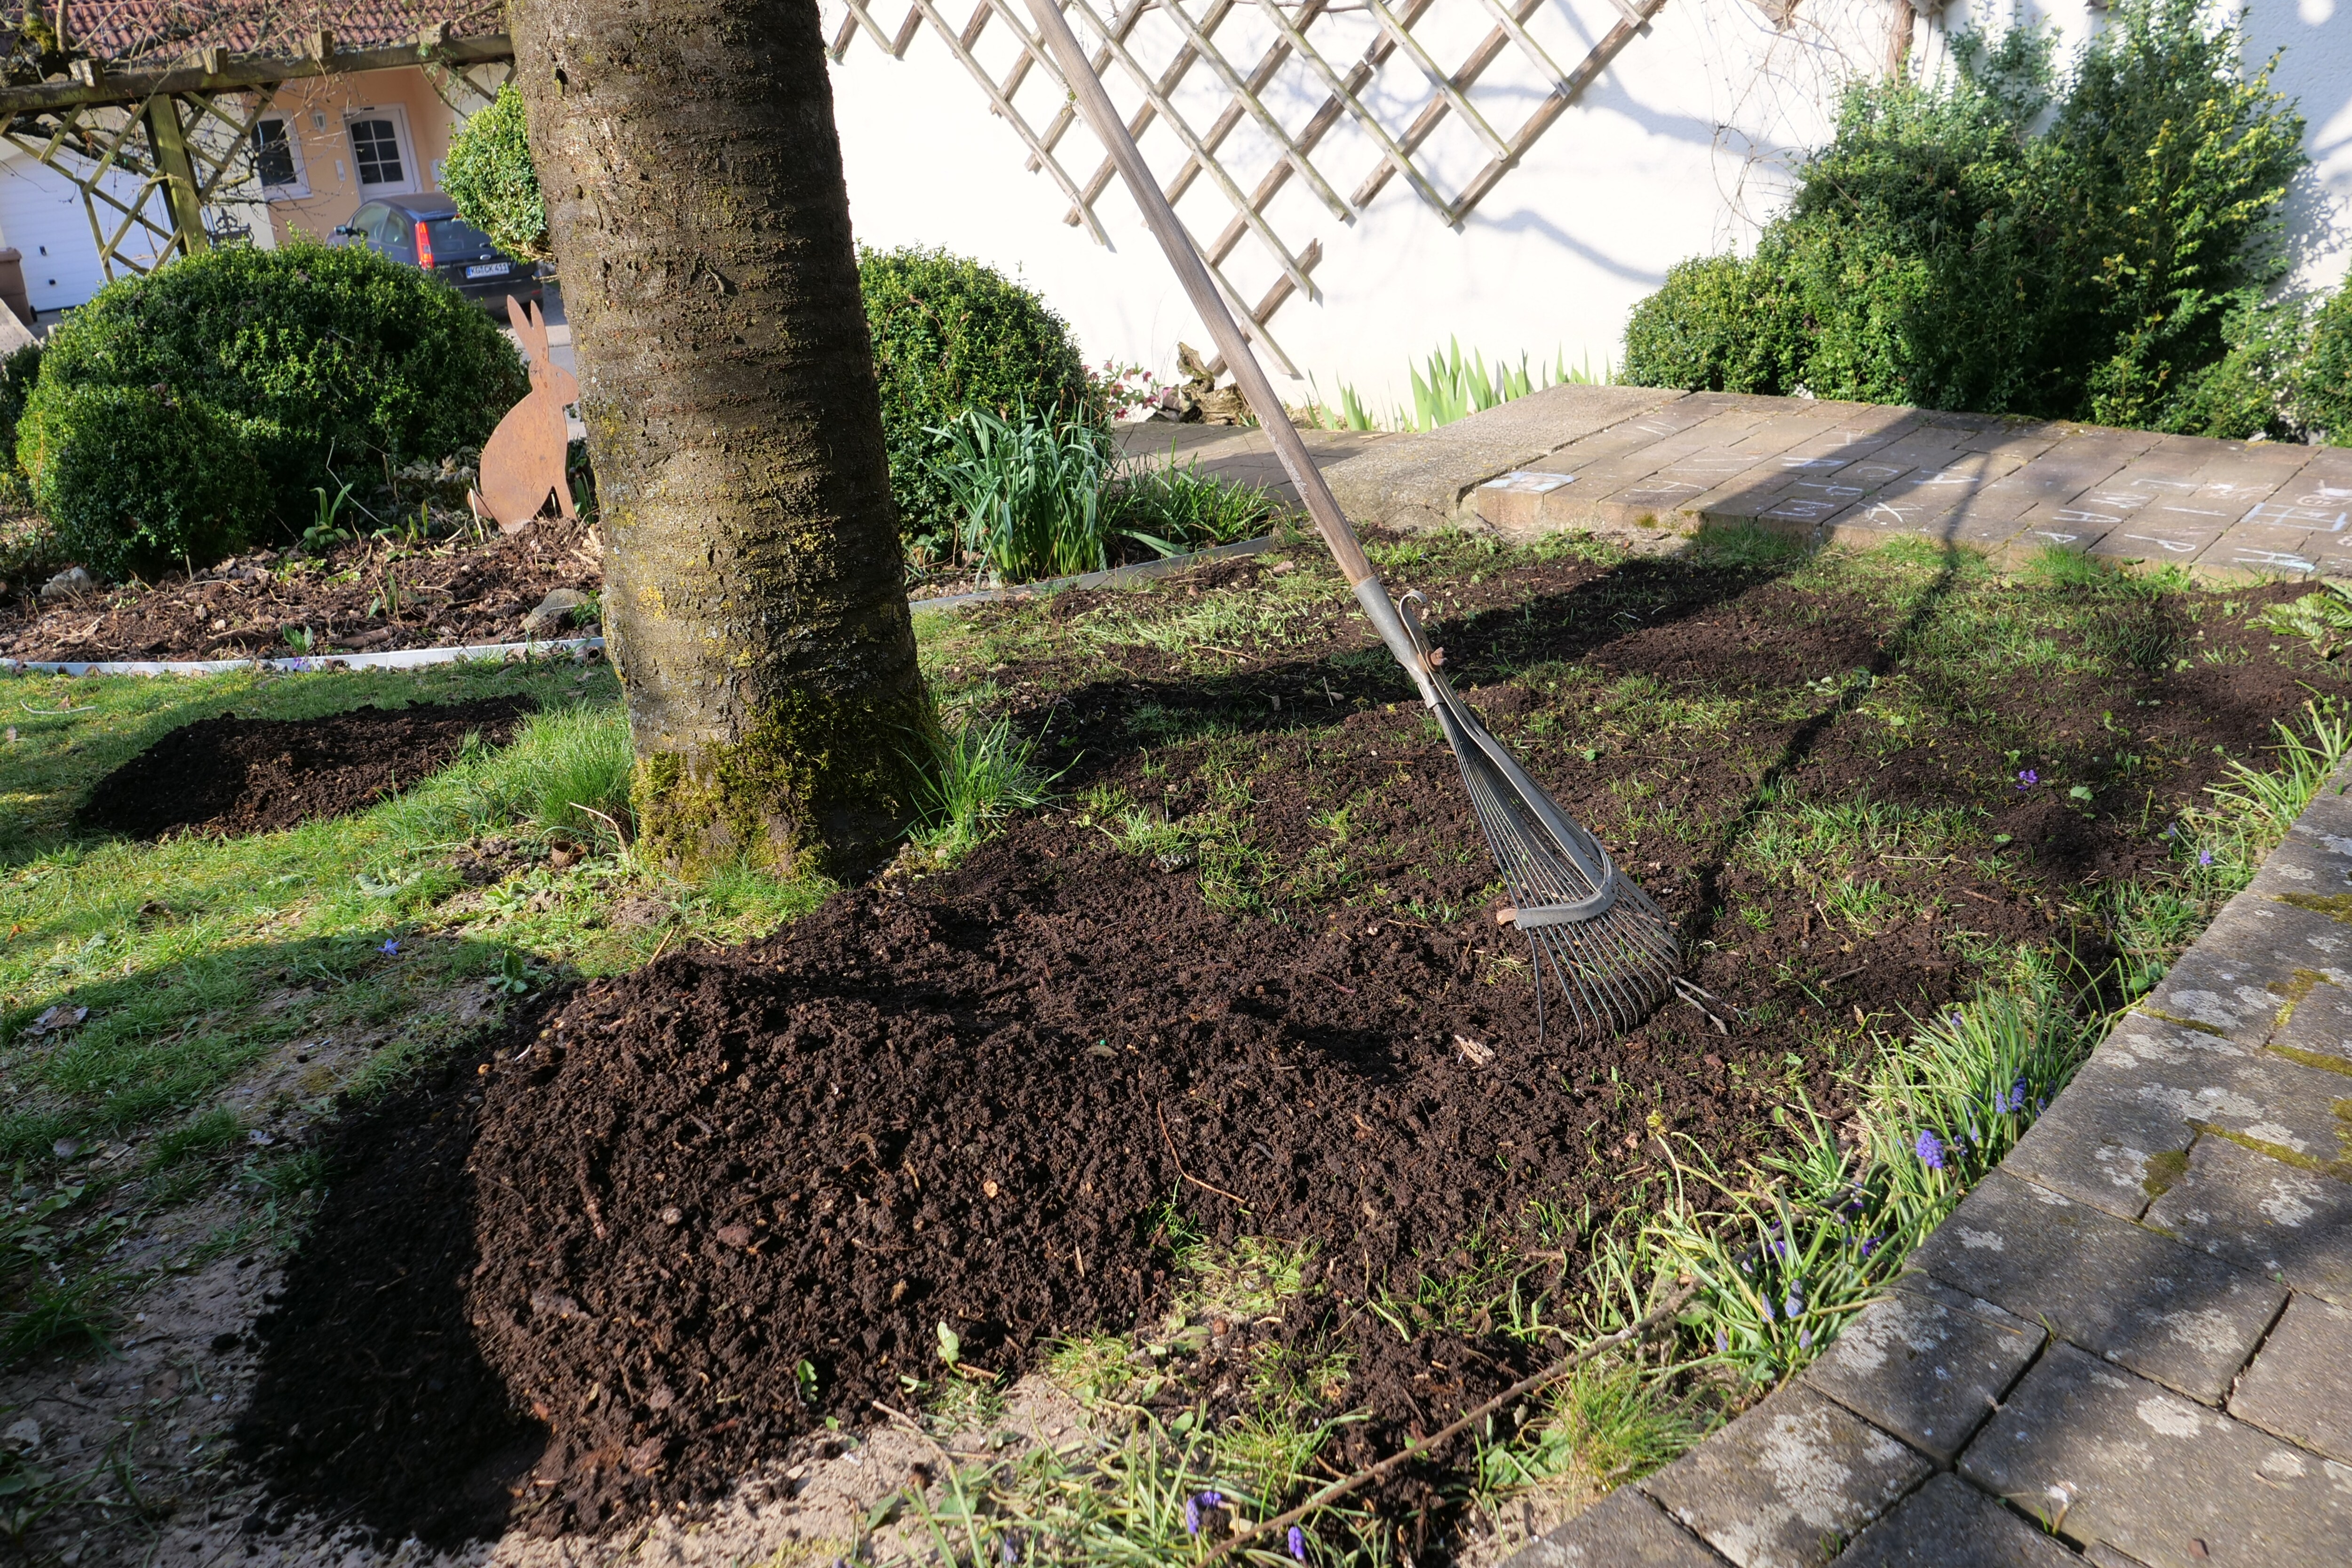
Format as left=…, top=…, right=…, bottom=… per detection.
left=1399, top=595, right=1686, bottom=1043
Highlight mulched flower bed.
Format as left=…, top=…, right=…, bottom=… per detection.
left=76, top=696, right=537, bottom=839
left=234, top=541, right=2339, bottom=1548
left=0, top=519, right=602, bottom=664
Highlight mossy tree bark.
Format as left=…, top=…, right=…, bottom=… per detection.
left=509, top=0, right=930, bottom=877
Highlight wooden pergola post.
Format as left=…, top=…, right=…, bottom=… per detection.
left=141, top=95, right=210, bottom=255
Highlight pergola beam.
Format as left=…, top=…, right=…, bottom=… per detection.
left=0, top=32, right=513, bottom=117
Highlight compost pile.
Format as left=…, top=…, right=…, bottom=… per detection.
left=76, top=695, right=535, bottom=838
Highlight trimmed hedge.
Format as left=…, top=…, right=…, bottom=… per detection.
left=442, top=84, right=550, bottom=263
left=858, top=246, right=1099, bottom=552
left=2301, top=273, right=2352, bottom=445
left=18, top=384, right=266, bottom=579
left=1621, top=0, right=2312, bottom=438
left=28, top=241, right=526, bottom=551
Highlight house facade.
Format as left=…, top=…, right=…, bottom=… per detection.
left=0, top=0, right=502, bottom=316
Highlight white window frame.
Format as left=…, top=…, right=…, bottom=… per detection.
left=249, top=111, right=310, bottom=200
left=342, top=104, right=417, bottom=196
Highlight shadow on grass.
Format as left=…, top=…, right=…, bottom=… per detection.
left=1028, top=538, right=1812, bottom=783
left=228, top=985, right=564, bottom=1549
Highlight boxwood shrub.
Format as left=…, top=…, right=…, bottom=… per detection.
left=25, top=240, right=526, bottom=568
left=859, top=246, right=1099, bottom=554
left=17, top=383, right=267, bottom=579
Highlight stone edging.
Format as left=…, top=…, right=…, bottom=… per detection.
left=1507, top=763, right=2352, bottom=1567
left=908, top=533, right=1282, bottom=613
left=2, top=637, right=607, bottom=679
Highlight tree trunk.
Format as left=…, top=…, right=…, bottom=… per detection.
left=508, top=0, right=930, bottom=877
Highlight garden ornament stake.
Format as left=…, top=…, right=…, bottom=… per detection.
left=1023, top=0, right=1695, bottom=1042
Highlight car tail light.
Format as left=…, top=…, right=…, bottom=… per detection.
left=413, top=220, right=434, bottom=269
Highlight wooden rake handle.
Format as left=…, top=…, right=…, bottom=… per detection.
left=1018, top=0, right=1379, bottom=593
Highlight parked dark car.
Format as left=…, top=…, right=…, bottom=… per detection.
left=331, top=195, right=543, bottom=312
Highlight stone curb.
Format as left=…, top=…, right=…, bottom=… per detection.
left=1504, top=763, right=2352, bottom=1568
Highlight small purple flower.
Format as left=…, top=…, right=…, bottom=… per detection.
left=1784, top=1293, right=1803, bottom=1319
left=1859, top=1236, right=1880, bottom=1259
left=1184, top=1492, right=1224, bottom=1536
left=2199, top=849, right=2215, bottom=867
left=1798, top=1329, right=1812, bottom=1350
left=379, top=938, right=400, bottom=955
left=1289, top=1525, right=1308, bottom=1562
left=2017, top=769, right=2039, bottom=789
left=1716, top=1328, right=1729, bottom=1353
left=1947, top=1011, right=1964, bottom=1028
left=1915, top=1130, right=1947, bottom=1170
left=1759, top=1300, right=1774, bottom=1322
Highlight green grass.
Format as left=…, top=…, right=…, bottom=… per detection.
left=0, top=655, right=832, bottom=1366
left=911, top=712, right=1060, bottom=863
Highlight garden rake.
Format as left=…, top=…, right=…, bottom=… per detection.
left=1022, top=0, right=1697, bottom=1043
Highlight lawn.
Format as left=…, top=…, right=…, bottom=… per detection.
left=0, top=525, right=2342, bottom=1564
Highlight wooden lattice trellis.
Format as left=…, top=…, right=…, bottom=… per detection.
left=3, top=85, right=279, bottom=278
left=831, top=0, right=1667, bottom=373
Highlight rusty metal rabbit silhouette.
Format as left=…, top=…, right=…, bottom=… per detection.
left=470, top=294, right=580, bottom=533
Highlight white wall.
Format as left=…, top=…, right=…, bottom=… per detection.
left=827, top=0, right=2352, bottom=414
left=0, top=146, right=128, bottom=318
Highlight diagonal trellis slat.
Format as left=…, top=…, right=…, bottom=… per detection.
left=829, top=0, right=1662, bottom=364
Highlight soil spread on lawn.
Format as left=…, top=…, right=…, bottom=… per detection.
left=0, top=517, right=601, bottom=663
left=78, top=696, right=535, bottom=839
left=235, top=544, right=2338, bottom=1548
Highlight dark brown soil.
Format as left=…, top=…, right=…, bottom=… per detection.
left=230, top=543, right=2344, bottom=1547
left=0, top=518, right=602, bottom=663
left=76, top=696, right=535, bottom=839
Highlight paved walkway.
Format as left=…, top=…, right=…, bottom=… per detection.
left=1115, top=420, right=1389, bottom=507
left=1146, top=384, right=2347, bottom=583
left=1468, top=392, right=2352, bottom=582
left=1505, top=761, right=2352, bottom=1568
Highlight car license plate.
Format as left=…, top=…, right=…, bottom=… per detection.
left=465, top=263, right=511, bottom=279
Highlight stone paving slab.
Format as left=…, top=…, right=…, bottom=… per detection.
left=2142, top=1131, right=2352, bottom=1305
left=2266, top=976, right=2352, bottom=1069
left=1957, top=1343, right=2352, bottom=1568
left=1798, top=1277, right=2043, bottom=1462
left=1510, top=1485, right=1730, bottom=1567
left=1907, top=1170, right=2285, bottom=1403
left=2228, top=1293, right=2352, bottom=1460
left=1637, top=1384, right=1931, bottom=1568
left=1321, top=382, right=1677, bottom=533
left=1834, top=1473, right=2075, bottom=1568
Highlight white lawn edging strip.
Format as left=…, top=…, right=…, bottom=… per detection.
left=1, top=538, right=1283, bottom=677
left=3, top=637, right=606, bottom=679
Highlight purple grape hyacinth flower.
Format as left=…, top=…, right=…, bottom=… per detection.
left=1784, top=1293, right=1802, bottom=1319
left=1716, top=1328, right=1729, bottom=1353
left=2017, top=769, right=2039, bottom=789
left=1798, top=1329, right=1812, bottom=1350
left=1289, top=1526, right=1308, bottom=1561
left=1915, top=1130, right=1947, bottom=1170
left=1184, top=1492, right=1224, bottom=1536
left=2199, top=848, right=2215, bottom=867
left=1759, top=1300, right=1774, bottom=1322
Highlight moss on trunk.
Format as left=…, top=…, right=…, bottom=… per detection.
left=510, top=0, right=929, bottom=878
